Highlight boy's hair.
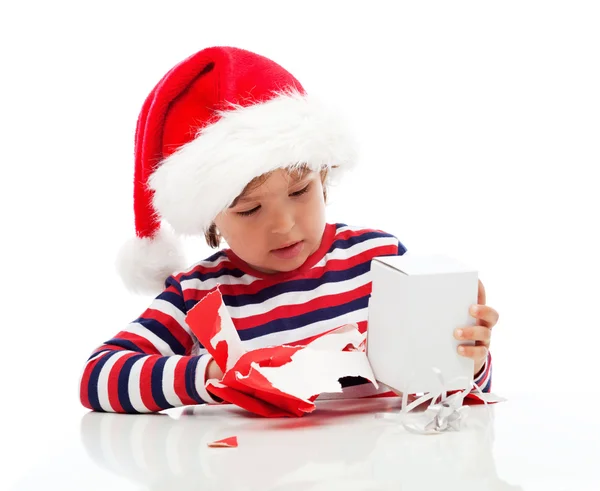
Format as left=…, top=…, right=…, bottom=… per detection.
left=205, top=165, right=330, bottom=248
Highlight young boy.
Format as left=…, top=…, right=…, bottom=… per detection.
left=80, top=46, right=497, bottom=413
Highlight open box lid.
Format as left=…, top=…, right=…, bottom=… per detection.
left=373, top=253, right=476, bottom=276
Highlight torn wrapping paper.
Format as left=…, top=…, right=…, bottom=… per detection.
left=207, top=436, right=238, bottom=448
left=185, top=287, right=379, bottom=418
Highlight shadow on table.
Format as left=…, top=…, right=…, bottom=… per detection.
left=80, top=397, right=523, bottom=491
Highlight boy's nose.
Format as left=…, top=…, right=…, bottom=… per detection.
left=270, top=208, right=295, bottom=235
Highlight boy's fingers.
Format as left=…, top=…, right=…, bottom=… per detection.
left=454, top=325, right=491, bottom=344
left=458, top=345, right=488, bottom=360
left=471, top=304, right=499, bottom=328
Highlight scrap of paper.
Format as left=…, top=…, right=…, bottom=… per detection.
left=186, top=287, right=378, bottom=417
left=463, top=391, right=506, bottom=404
left=207, top=436, right=238, bottom=448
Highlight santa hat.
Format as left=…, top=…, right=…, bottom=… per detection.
left=116, top=46, right=357, bottom=294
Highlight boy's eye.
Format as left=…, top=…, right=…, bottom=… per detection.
left=290, top=184, right=310, bottom=197
left=236, top=185, right=310, bottom=217
left=237, top=206, right=260, bottom=216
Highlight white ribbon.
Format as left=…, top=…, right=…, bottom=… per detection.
left=398, top=368, right=501, bottom=435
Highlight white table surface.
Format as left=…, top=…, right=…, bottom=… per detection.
left=6, top=392, right=599, bottom=490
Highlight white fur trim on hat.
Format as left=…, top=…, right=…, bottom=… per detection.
left=116, top=226, right=186, bottom=295
left=148, top=90, right=356, bottom=235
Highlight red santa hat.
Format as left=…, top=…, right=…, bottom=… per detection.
left=116, top=46, right=357, bottom=294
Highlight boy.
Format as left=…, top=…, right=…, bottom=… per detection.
left=80, top=46, right=496, bottom=413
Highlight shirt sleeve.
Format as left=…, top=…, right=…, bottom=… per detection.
left=79, top=275, right=221, bottom=413
left=397, top=239, right=408, bottom=256
left=472, top=350, right=492, bottom=393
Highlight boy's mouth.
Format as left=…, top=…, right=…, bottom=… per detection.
left=273, top=240, right=301, bottom=251
left=271, top=240, right=304, bottom=259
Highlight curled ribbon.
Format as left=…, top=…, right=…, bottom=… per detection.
left=397, top=368, right=503, bottom=435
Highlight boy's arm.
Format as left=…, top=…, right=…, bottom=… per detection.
left=79, top=276, right=220, bottom=413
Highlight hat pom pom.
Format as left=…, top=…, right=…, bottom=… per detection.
left=116, top=227, right=186, bottom=295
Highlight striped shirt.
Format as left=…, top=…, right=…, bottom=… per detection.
left=80, top=223, right=492, bottom=413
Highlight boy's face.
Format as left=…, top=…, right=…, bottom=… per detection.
left=214, top=168, right=327, bottom=274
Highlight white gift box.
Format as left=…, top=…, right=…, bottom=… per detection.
left=366, top=253, right=478, bottom=394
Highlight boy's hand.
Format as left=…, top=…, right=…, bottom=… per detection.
left=205, top=358, right=224, bottom=381
left=454, top=279, right=499, bottom=375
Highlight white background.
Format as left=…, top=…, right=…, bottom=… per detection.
left=1, top=0, right=599, bottom=488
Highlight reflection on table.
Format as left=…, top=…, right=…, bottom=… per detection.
left=80, top=397, right=522, bottom=490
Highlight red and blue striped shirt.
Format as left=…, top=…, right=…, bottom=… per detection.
left=80, top=223, right=492, bottom=413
